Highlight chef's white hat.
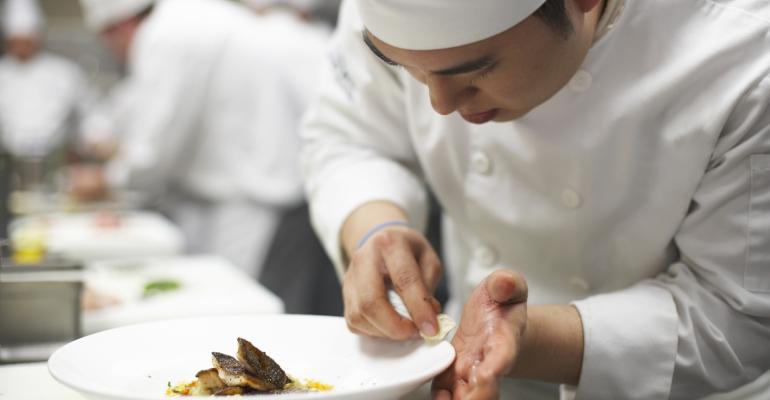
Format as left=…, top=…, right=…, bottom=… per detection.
left=358, top=0, right=547, bottom=50
left=2, top=0, right=45, bottom=38
left=241, top=0, right=322, bottom=11
left=79, top=0, right=155, bottom=32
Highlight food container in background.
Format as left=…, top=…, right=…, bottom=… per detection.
left=0, top=246, right=83, bottom=364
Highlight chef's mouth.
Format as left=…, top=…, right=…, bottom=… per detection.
left=460, top=109, right=499, bottom=124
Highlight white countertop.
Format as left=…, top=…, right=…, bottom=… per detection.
left=1, top=254, right=284, bottom=364
left=0, top=362, right=84, bottom=400
left=82, top=255, right=284, bottom=334
left=10, top=211, right=184, bottom=262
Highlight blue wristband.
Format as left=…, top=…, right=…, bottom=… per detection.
left=356, top=220, right=410, bottom=249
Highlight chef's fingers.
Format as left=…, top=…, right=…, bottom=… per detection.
left=343, top=284, right=383, bottom=337
left=379, top=232, right=439, bottom=337
left=486, top=270, right=528, bottom=305
left=362, top=296, right=418, bottom=340
left=431, top=296, right=442, bottom=314
left=345, top=245, right=417, bottom=340
left=343, top=316, right=380, bottom=337
left=431, top=365, right=459, bottom=398
left=466, top=386, right=499, bottom=400
left=466, top=363, right=501, bottom=400
left=416, top=241, right=443, bottom=293
left=455, top=354, right=479, bottom=379
left=478, top=338, right=517, bottom=381
left=432, top=389, right=452, bottom=400
left=342, top=248, right=392, bottom=338
left=350, top=300, right=414, bottom=340
left=451, top=378, right=473, bottom=400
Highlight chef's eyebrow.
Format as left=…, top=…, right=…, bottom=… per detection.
left=362, top=31, right=495, bottom=76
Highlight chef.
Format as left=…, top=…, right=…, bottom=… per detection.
left=75, top=0, right=328, bottom=277
left=300, top=0, right=770, bottom=398
left=0, top=0, right=91, bottom=161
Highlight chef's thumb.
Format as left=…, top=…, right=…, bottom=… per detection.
left=486, top=270, right=528, bottom=305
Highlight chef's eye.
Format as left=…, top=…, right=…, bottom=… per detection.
left=470, top=63, right=497, bottom=85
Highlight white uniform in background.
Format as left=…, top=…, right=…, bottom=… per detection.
left=302, top=0, right=770, bottom=399
left=0, top=54, right=88, bottom=158
left=103, top=0, right=329, bottom=276
left=0, top=0, right=90, bottom=158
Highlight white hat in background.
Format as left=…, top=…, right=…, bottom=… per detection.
left=357, top=0, right=547, bottom=50
left=241, top=0, right=322, bottom=12
left=78, top=0, right=156, bottom=32
left=2, top=0, right=45, bottom=38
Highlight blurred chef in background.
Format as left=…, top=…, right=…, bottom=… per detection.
left=72, top=0, right=329, bottom=277
left=0, top=0, right=93, bottom=190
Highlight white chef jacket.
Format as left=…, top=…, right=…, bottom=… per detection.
left=0, top=52, right=88, bottom=158
left=301, top=0, right=770, bottom=399
left=106, top=0, right=329, bottom=275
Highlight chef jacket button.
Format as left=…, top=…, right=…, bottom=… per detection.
left=474, top=245, right=497, bottom=267
left=569, top=70, right=592, bottom=92
left=561, top=189, right=582, bottom=209
left=569, top=276, right=591, bottom=292
left=471, top=151, right=493, bottom=175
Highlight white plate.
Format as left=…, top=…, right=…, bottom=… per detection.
left=49, top=315, right=455, bottom=400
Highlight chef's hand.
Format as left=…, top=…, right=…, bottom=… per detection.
left=432, top=270, right=528, bottom=400
left=341, top=201, right=442, bottom=341
left=68, top=164, right=110, bottom=202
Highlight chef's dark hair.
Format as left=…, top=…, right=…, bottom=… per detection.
left=534, top=0, right=573, bottom=37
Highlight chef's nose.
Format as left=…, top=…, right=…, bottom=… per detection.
left=426, top=74, right=463, bottom=116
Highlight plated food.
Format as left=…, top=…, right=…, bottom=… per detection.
left=49, top=315, right=455, bottom=400
left=167, top=338, right=332, bottom=396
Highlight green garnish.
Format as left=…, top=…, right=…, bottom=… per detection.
left=143, top=279, right=181, bottom=298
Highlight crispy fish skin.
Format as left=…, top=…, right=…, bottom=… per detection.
left=236, top=337, right=291, bottom=389
left=211, top=352, right=277, bottom=391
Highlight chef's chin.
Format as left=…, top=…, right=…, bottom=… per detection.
left=493, top=108, right=531, bottom=122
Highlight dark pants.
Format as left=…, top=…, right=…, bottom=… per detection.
left=258, top=203, right=344, bottom=316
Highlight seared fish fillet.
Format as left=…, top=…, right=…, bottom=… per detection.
left=194, top=368, right=225, bottom=394
left=236, top=337, right=291, bottom=389
left=211, top=352, right=277, bottom=391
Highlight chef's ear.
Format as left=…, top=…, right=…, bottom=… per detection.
left=573, top=0, right=602, bottom=13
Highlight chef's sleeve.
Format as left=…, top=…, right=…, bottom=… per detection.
left=569, top=75, right=770, bottom=399
left=105, top=36, right=212, bottom=198
left=301, top=0, right=429, bottom=277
